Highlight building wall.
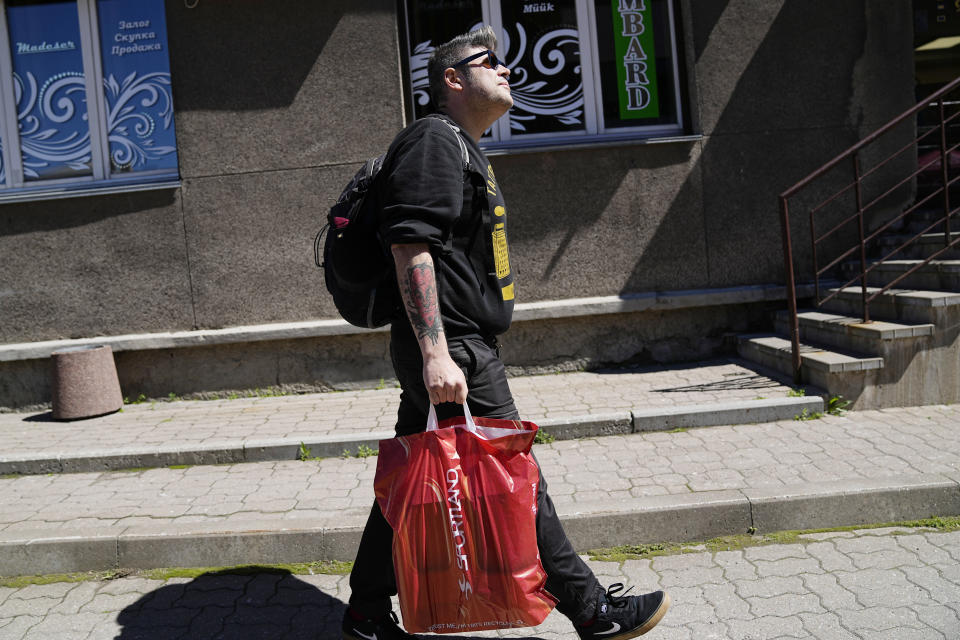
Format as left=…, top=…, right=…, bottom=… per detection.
left=501, top=0, right=915, bottom=301
left=0, top=0, right=914, bottom=345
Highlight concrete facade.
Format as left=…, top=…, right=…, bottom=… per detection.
left=0, top=0, right=917, bottom=405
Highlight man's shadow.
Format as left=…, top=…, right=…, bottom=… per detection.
left=114, top=567, right=344, bottom=639
left=113, top=567, right=546, bottom=639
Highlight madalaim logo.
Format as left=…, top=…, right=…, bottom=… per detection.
left=16, top=41, right=76, bottom=55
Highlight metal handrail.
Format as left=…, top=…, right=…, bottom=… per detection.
left=778, top=75, right=960, bottom=383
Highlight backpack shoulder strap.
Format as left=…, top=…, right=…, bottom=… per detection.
left=425, top=114, right=472, bottom=173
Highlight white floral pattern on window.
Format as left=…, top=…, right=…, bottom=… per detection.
left=10, top=70, right=176, bottom=179
left=409, top=23, right=583, bottom=134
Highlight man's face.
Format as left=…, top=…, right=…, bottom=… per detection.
left=457, top=46, right=513, bottom=114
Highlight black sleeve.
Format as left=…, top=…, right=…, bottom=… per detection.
left=379, top=120, right=465, bottom=251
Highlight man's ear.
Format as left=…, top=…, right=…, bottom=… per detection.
left=443, top=67, right=464, bottom=94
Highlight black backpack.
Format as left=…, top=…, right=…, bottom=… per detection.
left=315, top=116, right=471, bottom=328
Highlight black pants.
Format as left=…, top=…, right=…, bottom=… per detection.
left=348, top=330, right=603, bottom=625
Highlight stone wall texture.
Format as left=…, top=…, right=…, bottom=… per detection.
left=0, top=0, right=915, bottom=343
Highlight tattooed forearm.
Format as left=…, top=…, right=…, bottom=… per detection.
left=402, top=262, right=443, bottom=346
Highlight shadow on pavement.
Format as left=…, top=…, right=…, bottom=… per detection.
left=113, top=567, right=551, bottom=639
left=114, top=567, right=345, bottom=639
left=21, top=411, right=57, bottom=423
left=653, top=372, right=783, bottom=392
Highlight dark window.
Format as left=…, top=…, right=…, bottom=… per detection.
left=401, top=0, right=687, bottom=151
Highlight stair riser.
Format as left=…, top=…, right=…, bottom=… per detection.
left=820, top=294, right=960, bottom=326
left=876, top=242, right=960, bottom=260
left=738, top=332, right=960, bottom=408
left=906, top=220, right=951, bottom=235
left=876, top=229, right=960, bottom=260
left=737, top=339, right=876, bottom=409
left=773, top=316, right=933, bottom=358
left=819, top=296, right=932, bottom=324
left=869, top=269, right=960, bottom=290
left=737, top=340, right=794, bottom=379
left=842, top=266, right=960, bottom=291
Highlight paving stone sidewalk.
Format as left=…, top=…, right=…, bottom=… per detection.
left=0, top=360, right=796, bottom=463
left=2, top=359, right=958, bottom=581
left=1, top=526, right=958, bottom=639
left=1, top=405, right=958, bottom=535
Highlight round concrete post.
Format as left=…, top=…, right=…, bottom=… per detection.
left=51, top=345, right=123, bottom=420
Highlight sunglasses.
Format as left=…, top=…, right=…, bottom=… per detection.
left=451, top=49, right=504, bottom=70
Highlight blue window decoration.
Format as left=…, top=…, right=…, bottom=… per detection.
left=96, top=0, right=177, bottom=175
left=7, top=0, right=92, bottom=181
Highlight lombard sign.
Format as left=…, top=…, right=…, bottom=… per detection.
left=611, top=0, right=659, bottom=120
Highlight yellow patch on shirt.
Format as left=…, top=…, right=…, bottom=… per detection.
left=492, top=222, right=511, bottom=280
left=487, top=164, right=498, bottom=197
left=501, top=282, right=515, bottom=301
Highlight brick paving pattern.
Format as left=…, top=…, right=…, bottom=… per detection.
left=0, top=361, right=792, bottom=460
left=0, top=527, right=957, bottom=639
left=1, top=406, right=957, bottom=533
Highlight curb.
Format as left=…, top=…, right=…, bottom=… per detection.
left=0, top=397, right=824, bottom=476
left=2, top=473, right=957, bottom=577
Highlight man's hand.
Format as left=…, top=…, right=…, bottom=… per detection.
left=393, top=243, right=468, bottom=405
left=423, top=352, right=468, bottom=405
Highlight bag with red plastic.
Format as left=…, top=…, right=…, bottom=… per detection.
left=374, top=404, right=557, bottom=634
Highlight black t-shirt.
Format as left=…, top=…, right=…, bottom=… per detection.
left=379, top=114, right=515, bottom=340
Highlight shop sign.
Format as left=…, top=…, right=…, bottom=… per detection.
left=611, top=0, right=659, bottom=119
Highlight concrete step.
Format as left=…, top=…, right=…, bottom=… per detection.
left=740, top=320, right=960, bottom=408
left=841, top=259, right=960, bottom=291
left=737, top=333, right=889, bottom=409
left=737, top=333, right=884, bottom=377
left=2, top=405, right=959, bottom=576
left=774, top=309, right=935, bottom=357
left=902, top=205, right=956, bottom=233
left=0, top=360, right=820, bottom=476
left=876, top=231, right=960, bottom=260
left=821, top=286, right=960, bottom=325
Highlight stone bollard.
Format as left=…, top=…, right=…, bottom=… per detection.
left=51, top=345, right=124, bottom=420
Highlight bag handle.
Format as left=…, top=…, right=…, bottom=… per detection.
left=426, top=403, right=476, bottom=433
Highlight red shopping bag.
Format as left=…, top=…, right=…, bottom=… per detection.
left=374, top=404, right=557, bottom=634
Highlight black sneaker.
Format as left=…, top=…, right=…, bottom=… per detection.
left=342, top=609, right=416, bottom=640
left=576, top=583, right=670, bottom=640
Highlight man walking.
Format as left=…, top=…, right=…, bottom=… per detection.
left=342, top=26, right=670, bottom=640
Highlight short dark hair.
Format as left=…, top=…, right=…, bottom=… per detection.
left=427, top=25, right=498, bottom=110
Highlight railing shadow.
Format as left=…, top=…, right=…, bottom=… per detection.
left=591, top=360, right=785, bottom=392
left=652, top=373, right=783, bottom=393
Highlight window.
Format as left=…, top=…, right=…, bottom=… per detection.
left=401, top=0, right=688, bottom=153
left=0, top=0, right=178, bottom=202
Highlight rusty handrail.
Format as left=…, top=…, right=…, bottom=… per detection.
left=782, top=75, right=960, bottom=199
left=778, top=75, right=960, bottom=382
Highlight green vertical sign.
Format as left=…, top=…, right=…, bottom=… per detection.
left=611, top=0, right=659, bottom=119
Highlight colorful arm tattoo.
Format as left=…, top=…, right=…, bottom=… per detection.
left=403, top=262, right=443, bottom=346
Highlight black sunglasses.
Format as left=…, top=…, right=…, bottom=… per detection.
left=451, top=49, right=503, bottom=70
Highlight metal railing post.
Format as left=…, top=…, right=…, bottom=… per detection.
left=779, top=196, right=802, bottom=384
left=809, top=206, right=820, bottom=305
left=853, top=155, right=870, bottom=322
left=940, top=98, right=952, bottom=247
